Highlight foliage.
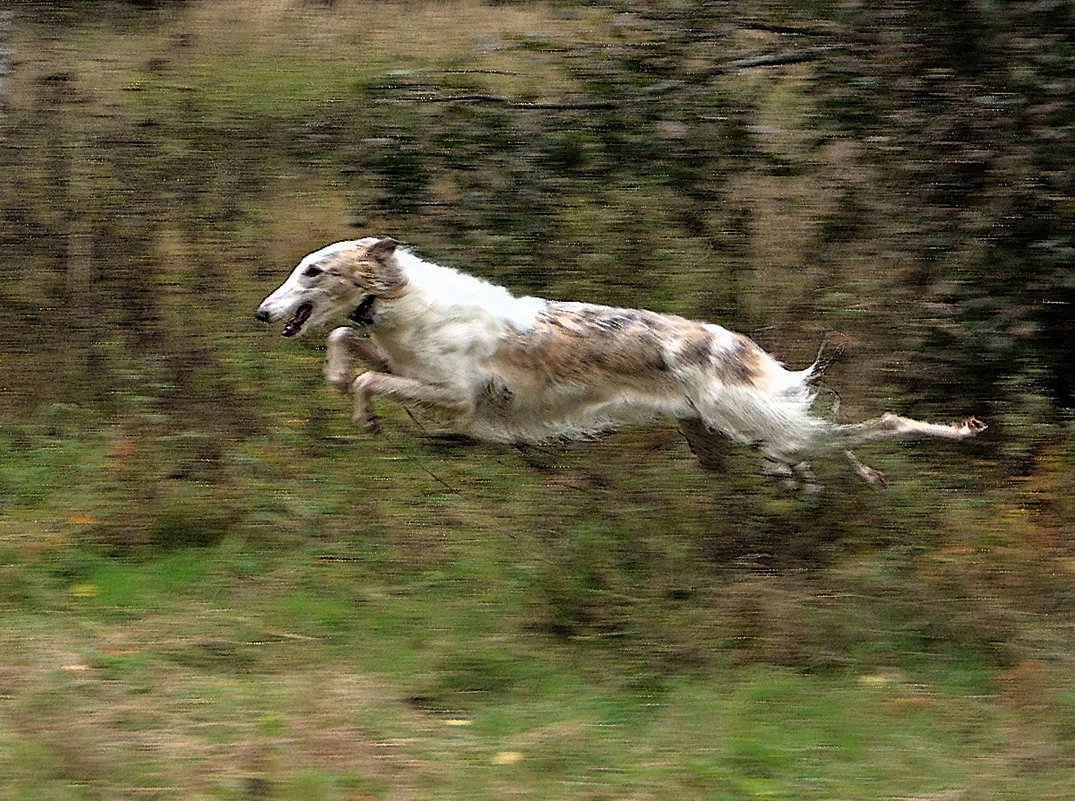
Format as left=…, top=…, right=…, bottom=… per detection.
left=810, top=0, right=1075, bottom=440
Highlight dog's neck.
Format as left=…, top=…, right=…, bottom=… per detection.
left=349, top=294, right=378, bottom=326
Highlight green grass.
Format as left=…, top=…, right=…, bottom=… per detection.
left=1, top=423, right=1073, bottom=799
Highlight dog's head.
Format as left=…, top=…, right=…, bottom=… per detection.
left=255, top=237, right=403, bottom=337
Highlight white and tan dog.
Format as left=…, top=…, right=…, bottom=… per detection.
left=256, top=237, right=985, bottom=487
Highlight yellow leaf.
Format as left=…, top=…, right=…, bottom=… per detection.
left=858, top=673, right=891, bottom=687
left=491, top=751, right=523, bottom=766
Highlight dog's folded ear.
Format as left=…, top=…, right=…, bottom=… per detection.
left=353, top=237, right=404, bottom=295
left=368, top=237, right=399, bottom=261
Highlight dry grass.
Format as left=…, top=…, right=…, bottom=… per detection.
left=188, top=0, right=570, bottom=55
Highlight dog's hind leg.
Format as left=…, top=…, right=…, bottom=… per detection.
left=350, top=372, right=459, bottom=434
left=830, top=413, right=986, bottom=446
left=324, top=327, right=391, bottom=393
left=844, top=450, right=888, bottom=486
left=825, top=414, right=984, bottom=486
left=676, top=418, right=730, bottom=472
left=757, top=448, right=819, bottom=493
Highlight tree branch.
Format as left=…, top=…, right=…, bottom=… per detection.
left=417, top=94, right=619, bottom=110
left=707, top=45, right=851, bottom=75
left=409, top=45, right=850, bottom=109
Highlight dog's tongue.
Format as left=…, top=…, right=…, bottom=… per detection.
left=282, top=303, right=313, bottom=337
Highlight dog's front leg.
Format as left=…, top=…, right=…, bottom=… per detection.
left=324, top=327, right=390, bottom=393
left=350, top=372, right=458, bottom=434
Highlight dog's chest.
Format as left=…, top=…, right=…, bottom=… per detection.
left=371, top=312, right=502, bottom=385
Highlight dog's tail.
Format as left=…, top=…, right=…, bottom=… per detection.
left=802, top=336, right=847, bottom=384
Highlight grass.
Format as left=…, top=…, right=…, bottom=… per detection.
left=1, top=420, right=1073, bottom=799
left=2, top=586, right=1069, bottom=800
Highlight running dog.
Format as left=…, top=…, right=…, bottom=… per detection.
left=256, top=237, right=985, bottom=488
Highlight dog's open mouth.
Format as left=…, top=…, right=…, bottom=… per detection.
left=282, top=303, right=313, bottom=337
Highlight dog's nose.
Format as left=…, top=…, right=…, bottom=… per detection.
left=255, top=308, right=271, bottom=323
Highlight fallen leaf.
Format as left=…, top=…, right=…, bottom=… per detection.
left=492, top=751, right=523, bottom=766
left=858, top=673, right=891, bottom=687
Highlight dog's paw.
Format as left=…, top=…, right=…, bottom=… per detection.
left=846, top=450, right=888, bottom=487
left=958, top=417, right=987, bottom=437
left=358, top=414, right=381, bottom=435
left=858, top=464, right=889, bottom=487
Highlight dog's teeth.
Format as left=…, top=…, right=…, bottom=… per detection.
left=281, top=303, right=313, bottom=337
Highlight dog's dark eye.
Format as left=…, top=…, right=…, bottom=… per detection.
left=303, top=266, right=324, bottom=278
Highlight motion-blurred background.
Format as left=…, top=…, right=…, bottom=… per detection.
left=0, top=2, right=1073, bottom=799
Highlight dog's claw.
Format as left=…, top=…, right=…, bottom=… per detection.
left=362, top=415, right=382, bottom=435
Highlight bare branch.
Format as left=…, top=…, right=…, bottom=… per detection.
left=409, top=45, right=851, bottom=109
left=737, top=20, right=837, bottom=37
left=417, top=94, right=619, bottom=110
left=440, top=68, right=523, bottom=77
left=707, top=45, right=851, bottom=75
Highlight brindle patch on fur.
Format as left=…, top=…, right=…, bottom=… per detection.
left=569, top=308, right=649, bottom=335
left=318, top=240, right=405, bottom=297
left=495, top=304, right=676, bottom=386
left=674, top=329, right=763, bottom=386
left=678, top=330, right=714, bottom=367
left=713, top=335, right=764, bottom=387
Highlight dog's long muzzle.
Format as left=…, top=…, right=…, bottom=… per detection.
left=256, top=301, right=314, bottom=337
